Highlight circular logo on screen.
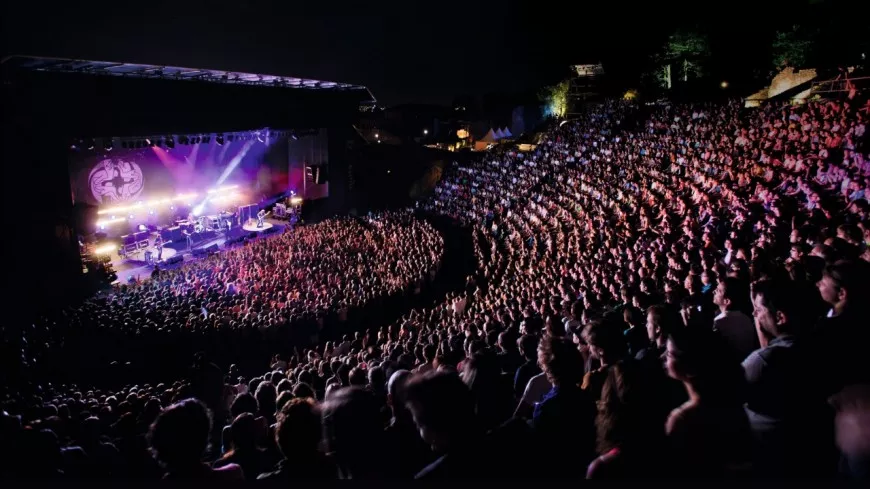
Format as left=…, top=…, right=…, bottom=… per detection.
left=88, top=158, right=145, bottom=204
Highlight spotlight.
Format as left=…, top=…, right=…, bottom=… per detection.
left=105, top=139, right=114, bottom=151
left=166, top=136, right=175, bottom=149
left=423, top=129, right=428, bottom=135
left=257, top=133, right=264, bottom=143
left=720, top=80, right=729, bottom=89
left=216, top=134, right=224, bottom=145
left=149, top=209, right=155, bottom=215
left=145, top=138, right=152, bottom=146
left=129, top=214, right=134, bottom=219
left=94, top=243, right=118, bottom=255
left=138, top=224, right=147, bottom=231
left=87, top=139, right=96, bottom=150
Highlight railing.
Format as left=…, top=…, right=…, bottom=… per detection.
left=811, top=75, right=870, bottom=94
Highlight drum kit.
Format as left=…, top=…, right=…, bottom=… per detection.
left=180, top=211, right=236, bottom=235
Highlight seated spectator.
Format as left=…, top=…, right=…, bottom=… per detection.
left=221, top=393, right=259, bottom=454
left=213, top=413, right=271, bottom=479
left=321, top=387, right=386, bottom=479
left=258, top=398, right=335, bottom=480
left=513, top=334, right=541, bottom=400
left=461, top=351, right=514, bottom=432
left=383, top=370, right=433, bottom=478
left=581, top=320, right=628, bottom=401
left=622, top=306, right=649, bottom=357
left=712, top=277, right=758, bottom=361
left=830, top=384, right=870, bottom=480
left=148, top=399, right=243, bottom=479
left=405, top=371, right=491, bottom=479
left=532, top=336, right=597, bottom=475
left=586, top=361, right=671, bottom=478
left=664, top=328, right=753, bottom=476
left=815, top=260, right=870, bottom=395
left=745, top=279, right=837, bottom=477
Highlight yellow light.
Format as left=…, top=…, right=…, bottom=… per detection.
left=95, top=216, right=127, bottom=227
left=374, top=133, right=379, bottom=139
left=456, top=129, right=469, bottom=139
left=290, top=197, right=303, bottom=205
left=94, top=243, right=118, bottom=255
left=95, top=185, right=239, bottom=216
left=209, top=192, right=241, bottom=204
left=97, top=191, right=204, bottom=215
left=720, top=81, right=729, bottom=89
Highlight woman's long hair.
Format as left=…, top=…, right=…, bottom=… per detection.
left=595, top=361, right=667, bottom=454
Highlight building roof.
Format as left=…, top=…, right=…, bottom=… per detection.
left=2, top=55, right=376, bottom=103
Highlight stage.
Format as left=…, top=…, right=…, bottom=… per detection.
left=108, top=218, right=286, bottom=284
left=242, top=221, right=273, bottom=232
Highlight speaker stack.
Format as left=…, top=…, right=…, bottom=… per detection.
left=238, top=204, right=259, bottom=224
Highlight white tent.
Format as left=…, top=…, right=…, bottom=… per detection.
left=502, top=127, right=513, bottom=138
left=494, top=128, right=505, bottom=139
left=475, top=128, right=499, bottom=151
left=479, top=128, right=498, bottom=143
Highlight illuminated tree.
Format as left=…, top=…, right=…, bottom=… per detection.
left=646, top=28, right=711, bottom=89
left=663, top=29, right=711, bottom=84
left=538, top=80, right=570, bottom=118
left=771, top=25, right=817, bottom=69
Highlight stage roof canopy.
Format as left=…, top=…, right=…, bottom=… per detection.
left=2, top=55, right=376, bottom=103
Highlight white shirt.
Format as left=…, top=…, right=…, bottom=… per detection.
left=453, top=297, right=467, bottom=315
left=520, top=373, right=552, bottom=407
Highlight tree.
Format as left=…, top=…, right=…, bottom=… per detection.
left=771, top=25, right=817, bottom=69
left=538, top=80, right=570, bottom=118
left=663, top=29, right=711, bottom=84
left=646, top=28, right=711, bottom=89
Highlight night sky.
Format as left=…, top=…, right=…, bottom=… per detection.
left=1, top=0, right=845, bottom=106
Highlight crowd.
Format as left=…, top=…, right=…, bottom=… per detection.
left=3, top=211, right=443, bottom=384
left=3, top=95, right=870, bottom=479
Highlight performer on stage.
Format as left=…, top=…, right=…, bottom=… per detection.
left=184, top=229, right=193, bottom=250
left=257, top=209, right=266, bottom=228
left=155, top=235, right=164, bottom=261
